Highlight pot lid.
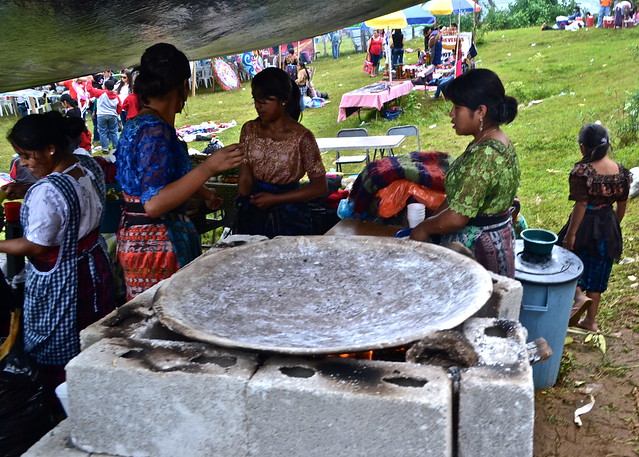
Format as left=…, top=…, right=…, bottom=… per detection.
left=153, top=236, right=493, bottom=355
left=514, top=240, right=584, bottom=285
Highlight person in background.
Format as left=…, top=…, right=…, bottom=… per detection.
left=563, top=123, right=631, bottom=332
left=86, top=79, right=122, bottom=153
left=390, top=28, right=405, bottom=69
left=115, top=69, right=132, bottom=126
left=57, top=77, right=91, bottom=117
left=569, top=6, right=583, bottom=20
left=367, top=29, right=384, bottom=77
left=60, top=93, right=82, bottom=118
left=115, top=43, right=244, bottom=300
left=428, top=26, right=443, bottom=66
left=411, top=69, right=520, bottom=278
left=236, top=67, right=327, bottom=238
left=0, top=111, right=115, bottom=418
left=331, top=30, right=342, bottom=59
left=295, top=61, right=312, bottom=107
left=598, top=0, right=613, bottom=25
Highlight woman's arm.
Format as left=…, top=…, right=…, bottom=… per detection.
left=143, top=143, right=243, bottom=218
left=562, top=201, right=587, bottom=251
left=0, top=238, right=51, bottom=257
left=237, top=162, right=254, bottom=197
left=249, top=176, right=327, bottom=209
left=409, top=206, right=469, bottom=241
left=616, top=199, right=628, bottom=223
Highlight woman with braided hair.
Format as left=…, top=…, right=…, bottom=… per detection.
left=563, top=123, right=632, bottom=332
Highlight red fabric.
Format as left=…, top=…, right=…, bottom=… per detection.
left=369, top=37, right=383, bottom=56
left=79, top=130, right=92, bottom=151
left=93, top=157, right=117, bottom=184
left=86, top=85, right=123, bottom=113
left=122, top=93, right=140, bottom=119
left=325, top=190, right=350, bottom=208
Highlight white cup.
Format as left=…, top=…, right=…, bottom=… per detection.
left=407, top=203, right=426, bottom=228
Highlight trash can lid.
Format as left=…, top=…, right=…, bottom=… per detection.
left=514, top=240, right=583, bottom=285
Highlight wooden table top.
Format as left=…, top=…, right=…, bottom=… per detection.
left=324, top=219, right=404, bottom=237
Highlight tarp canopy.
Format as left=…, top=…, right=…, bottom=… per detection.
left=0, top=0, right=420, bottom=92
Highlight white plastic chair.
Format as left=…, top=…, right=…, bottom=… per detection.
left=334, top=128, right=370, bottom=172
left=198, top=63, right=215, bottom=88
left=27, top=96, right=47, bottom=115
left=387, top=125, right=421, bottom=154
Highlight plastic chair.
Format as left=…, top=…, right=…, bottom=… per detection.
left=387, top=125, right=420, bottom=155
left=26, top=96, right=47, bottom=115
left=334, top=128, right=369, bottom=172
left=198, top=63, right=215, bottom=88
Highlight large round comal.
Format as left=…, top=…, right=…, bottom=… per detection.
left=153, top=236, right=494, bottom=355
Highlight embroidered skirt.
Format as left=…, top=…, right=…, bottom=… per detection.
left=117, top=194, right=201, bottom=300
left=440, top=216, right=516, bottom=278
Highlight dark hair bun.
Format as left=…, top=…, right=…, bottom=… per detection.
left=445, top=69, right=518, bottom=125
left=134, top=43, right=191, bottom=103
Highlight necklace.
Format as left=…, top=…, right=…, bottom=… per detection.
left=472, top=127, right=499, bottom=146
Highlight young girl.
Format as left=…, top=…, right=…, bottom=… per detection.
left=563, top=123, right=632, bottom=332
left=236, top=67, right=327, bottom=238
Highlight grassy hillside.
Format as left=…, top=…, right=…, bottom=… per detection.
left=1, top=26, right=638, bottom=333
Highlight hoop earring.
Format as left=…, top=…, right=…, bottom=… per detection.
left=479, top=117, right=484, bottom=132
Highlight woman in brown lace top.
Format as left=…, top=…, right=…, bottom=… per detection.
left=236, top=67, right=327, bottom=237
left=563, top=123, right=632, bottom=332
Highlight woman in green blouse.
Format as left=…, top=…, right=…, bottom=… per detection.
left=411, top=69, right=519, bottom=277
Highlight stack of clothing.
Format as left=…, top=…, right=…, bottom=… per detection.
left=348, top=151, right=450, bottom=217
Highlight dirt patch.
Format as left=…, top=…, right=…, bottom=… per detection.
left=533, top=325, right=639, bottom=456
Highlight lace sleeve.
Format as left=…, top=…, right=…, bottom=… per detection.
left=137, top=122, right=186, bottom=204
left=568, top=164, right=589, bottom=202
left=299, top=129, right=326, bottom=179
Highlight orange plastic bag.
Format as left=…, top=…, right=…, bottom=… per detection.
left=376, top=179, right=446, bottom=218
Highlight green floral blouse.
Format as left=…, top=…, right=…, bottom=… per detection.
left=445, top=138, right=520, bottom=218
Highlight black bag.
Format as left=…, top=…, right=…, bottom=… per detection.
left=0, top=301, right=53, bottom=456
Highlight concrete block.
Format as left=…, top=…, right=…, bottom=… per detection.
left=79, top=281, right=160, bottom=350
left=23, top=420, right=117, bottom=457
left=473, top=272, right=523, bottom=321
left=66, top=338, right=259, bottom=457
left=247, top=356, right=452, bottom=457
left=458, top=318, right=534, bottom=457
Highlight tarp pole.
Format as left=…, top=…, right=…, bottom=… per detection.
left=191, top=61, right=196, bottom=97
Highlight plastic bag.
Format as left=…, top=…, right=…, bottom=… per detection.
left=376, top=179, right=446, bottom=218
left=363, top=60, right=373, bottom=74
left=0, top=309, right=52, bottom=457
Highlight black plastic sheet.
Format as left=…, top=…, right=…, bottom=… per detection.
left=0, top=0, right=417, bottom=92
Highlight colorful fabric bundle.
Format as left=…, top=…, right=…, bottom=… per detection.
left=348, top=151, right=450, bottom=216
left=176, top=120, right=237, bottom=142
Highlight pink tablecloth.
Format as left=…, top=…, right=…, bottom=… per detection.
left=338, top=80, right=414, bottom=122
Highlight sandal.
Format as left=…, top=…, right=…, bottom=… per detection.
left=568, top=294, right=592, bottom=327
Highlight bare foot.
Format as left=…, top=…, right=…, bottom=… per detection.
left=576, top=318, right=599, bottom=333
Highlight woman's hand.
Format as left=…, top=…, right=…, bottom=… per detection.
left=562, top=233, right=576, bottom=251
left=202, top=143, right=244, bottom=176
left=201, top=188, right=223, bottom=211
left=1, top=182, right=30, bottom=200
left=250, top=192, right=277, bottom=209
left=410, top=221, right=430, bottom=242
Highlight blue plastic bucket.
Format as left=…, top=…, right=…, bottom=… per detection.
left=515, top=240, right=583, bottom=388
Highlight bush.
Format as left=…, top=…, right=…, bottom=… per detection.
left=615, top=88, right=639, bottom=148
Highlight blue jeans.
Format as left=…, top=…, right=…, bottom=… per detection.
left=434, top=75, right=454, bottom=98
left=391, top=48, right=404, bottom=67
left=98, top=115, right=119, bottom=150
left=332, top=41, right=340, bottom=59
left=597, top=5, right=610, bottom=26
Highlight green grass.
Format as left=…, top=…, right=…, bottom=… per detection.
left=2, top=25, right=639, bottom=332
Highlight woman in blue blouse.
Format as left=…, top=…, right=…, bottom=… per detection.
left=115, top=43, right=243, bottom=299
